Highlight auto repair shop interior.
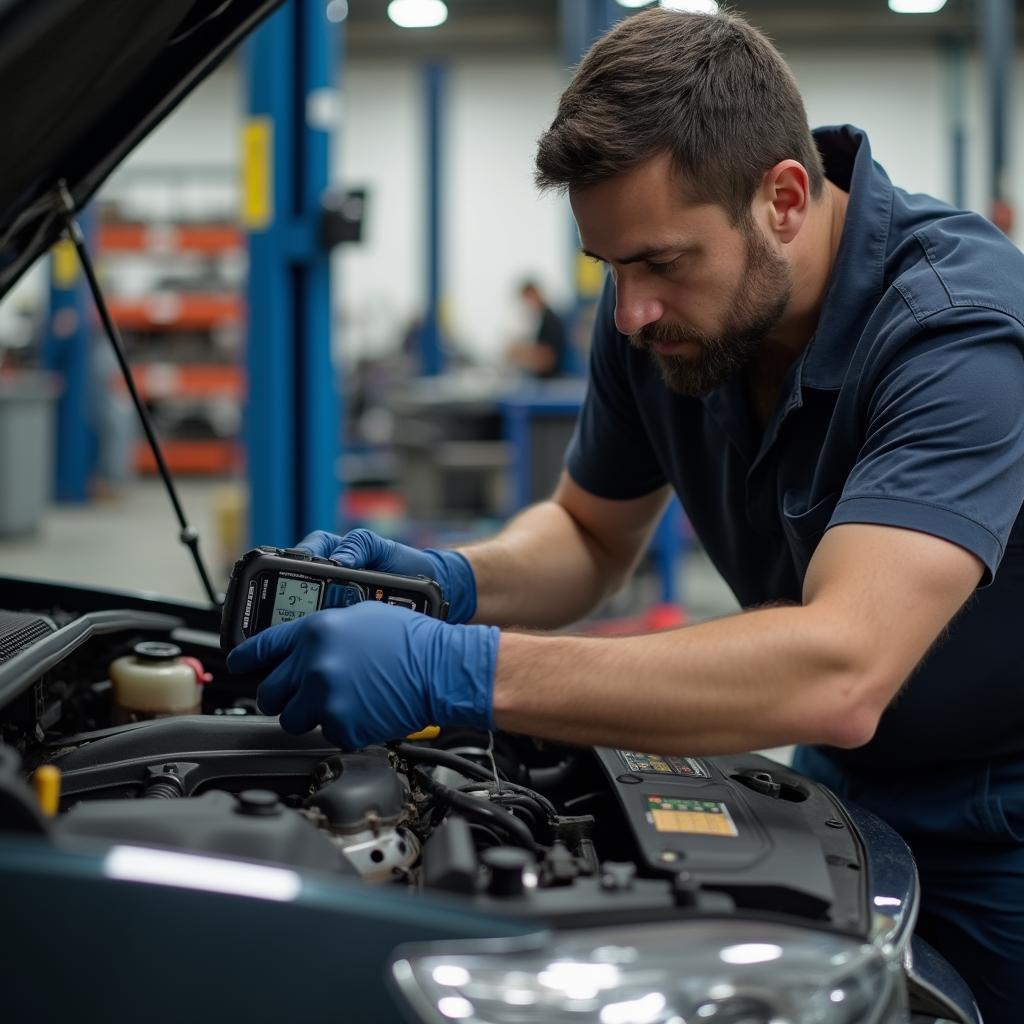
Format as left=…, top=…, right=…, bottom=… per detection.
left=0, top=2, right=1020, bottom=1023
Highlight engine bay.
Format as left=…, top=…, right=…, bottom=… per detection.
left=0, top=579, right=870, bottom=937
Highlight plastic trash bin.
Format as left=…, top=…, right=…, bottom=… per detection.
left=0, top=372, right=58, bottom=536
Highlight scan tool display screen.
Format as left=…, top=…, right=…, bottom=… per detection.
left=271, top=577, right=322, bottom=625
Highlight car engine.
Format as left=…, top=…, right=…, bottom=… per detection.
left=0, top=579, right=872, bottom=938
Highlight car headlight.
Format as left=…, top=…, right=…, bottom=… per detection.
left=392, top=919, right=905, bottom=1024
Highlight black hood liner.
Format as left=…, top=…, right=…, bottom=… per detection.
left=0, top=0, right=283, bottom=300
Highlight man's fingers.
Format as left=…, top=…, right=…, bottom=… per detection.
left=278, top=693, right=322, bottom=736
left=227, top=620, right=303, bottom=675
left=294, top=530, right=338, bottom=558
left=331, top=528, right=380, bottom=568
left=255, top=658, right=301, bottom=716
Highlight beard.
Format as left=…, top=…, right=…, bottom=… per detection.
left=630, top=226, right=792, bottom=397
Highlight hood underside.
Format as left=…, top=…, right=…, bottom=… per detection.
left=0, top=0, right=284, bottom=301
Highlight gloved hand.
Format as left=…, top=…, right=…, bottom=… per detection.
left=226, top=601, right=499, bottom=749
left=297, top=528, right=477, bottom=625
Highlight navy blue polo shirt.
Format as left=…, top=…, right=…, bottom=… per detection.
left=567, top=125, right=1024, bottom=772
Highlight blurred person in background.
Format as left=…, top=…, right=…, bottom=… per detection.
left=504, top=279, right=569, bottom=379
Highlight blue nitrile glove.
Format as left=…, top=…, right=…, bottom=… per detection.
left=297, top=528, right=477, bottom=624
left=226, top=601, right=499, bottom=749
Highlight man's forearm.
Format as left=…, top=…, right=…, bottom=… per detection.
left=491, top=603, right=882, bottom=755
left=458, top=500, right=623, bottom=629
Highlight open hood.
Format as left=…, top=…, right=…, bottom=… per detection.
left=0, top=0, right=284, bottom=301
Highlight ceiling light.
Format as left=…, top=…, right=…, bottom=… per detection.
left=388, top=0, right=448, bottom=29
left=325, top=0, right=348, bottom=23
left=661, top=0, right=720, bottom=12
left=615, top=0, right=656, bottom=8
left=888, top=0, right=947, bottom=12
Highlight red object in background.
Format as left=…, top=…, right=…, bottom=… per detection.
left=99, top=223, right=243, bottom=254
left=343, top=489, right=407, bottom=521
left=991, top=199, right=1015, bottom=235
left=135, top=439, right=241, bottom=475
left=585, top=602, right=687, bottom=636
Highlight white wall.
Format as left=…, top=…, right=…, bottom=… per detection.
left=106, top=61, right=242, bottom=223
left=786, top=46, right=992, bottom=216
left=444, top=57, right=572, bottom=363
left=334, top=59, right=425, bottom=364
left=336, top=55, right=571, bottom=366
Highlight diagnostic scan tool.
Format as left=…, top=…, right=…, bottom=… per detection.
left=221, top=546, right=448, bottom=652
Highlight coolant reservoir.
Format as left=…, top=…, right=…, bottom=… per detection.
left=110, top=642, right=209, bottom=723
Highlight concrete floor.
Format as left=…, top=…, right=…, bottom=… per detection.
left=0, top=479, right=789, bottom=762
left=0, top=479, right=225, bottom=603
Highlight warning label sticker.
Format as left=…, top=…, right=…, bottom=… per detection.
left=618, top=751, right=710, bottom=778
left=646, top=796, right=738, bottom=837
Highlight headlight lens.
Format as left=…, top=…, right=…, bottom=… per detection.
left=392, top=919, right=903, bottom=1024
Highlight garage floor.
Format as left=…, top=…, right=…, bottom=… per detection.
left=0, top=479, right=790, bottom=762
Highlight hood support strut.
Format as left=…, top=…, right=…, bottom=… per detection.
left=56, top=182, right=221, bottom=609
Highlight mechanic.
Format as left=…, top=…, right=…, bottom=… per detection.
left=228, top=9, right=1024, bottom=1019
left=505, top=279, right=570, bottom=378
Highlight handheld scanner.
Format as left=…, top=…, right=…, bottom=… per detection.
left=221, top=546, right=448, bottom=652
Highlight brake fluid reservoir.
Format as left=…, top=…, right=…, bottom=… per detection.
left=110, top=642, right=209, bottom=723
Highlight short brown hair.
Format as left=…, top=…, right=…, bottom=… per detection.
left=535, top=7, right=825, bottom=226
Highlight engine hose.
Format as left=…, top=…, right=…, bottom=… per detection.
left=143, top=776, right=183, bottom=799
left=413, top=767, right=541, bottom=854
left=458, top=785, right=546, bottom=834
left=396, top=744, right=559, bottom=820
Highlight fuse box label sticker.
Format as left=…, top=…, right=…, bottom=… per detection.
left=646, top=796, right=738, bottom=837
left=618, top=751, right=710, bottom=778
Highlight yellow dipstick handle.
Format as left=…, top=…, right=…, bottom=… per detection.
left=33, top=764, right=62, bottom=817
left=405, top=726, right=440, bottom=742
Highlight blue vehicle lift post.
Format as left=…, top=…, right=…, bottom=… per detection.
left=43, top=208, right=95, bottom=503
left=244, top=1, right=339, bottom=548
left=981, top=0, right=1014, bottom=227
left=418, top=61, right=446, bottom=377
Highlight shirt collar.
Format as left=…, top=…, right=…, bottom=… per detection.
left=799, top=125, right=893, bottom=390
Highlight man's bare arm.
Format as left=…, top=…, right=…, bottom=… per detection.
left=460, top=472, right=670, bottom=629
left=492, top=523, right=983, bottom=753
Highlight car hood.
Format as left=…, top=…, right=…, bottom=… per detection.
left=0, top=0, right=284, bottom=301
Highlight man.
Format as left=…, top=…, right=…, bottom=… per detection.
left=505, top=279, right=569, bottom=378
left=229, top=10, right=1024, bottom=1019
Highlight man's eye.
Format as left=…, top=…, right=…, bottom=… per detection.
left=646, top=258, right=679, bottom=275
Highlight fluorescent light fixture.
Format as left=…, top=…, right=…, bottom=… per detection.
left=661, top=0, right=720, bottom=12
left=388, top=0, right=448, bottom=28
left=105, top=845, right=301, bottom=902
left=888, top=0, right=946, bottom=12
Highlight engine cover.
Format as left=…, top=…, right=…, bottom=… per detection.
left=597, top=747, right=865, bottom=923
left=56, top=789, right=357, bottom=875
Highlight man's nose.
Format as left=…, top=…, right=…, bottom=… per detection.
left=613, top=280, right=663, bottom=336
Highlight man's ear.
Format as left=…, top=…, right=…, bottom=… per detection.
left=760, top=160, right=809, bottom=243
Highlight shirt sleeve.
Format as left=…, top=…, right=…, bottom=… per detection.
left=565, top=277, right=668, bottom=499
left=829, top=306, right=1024, bottom=583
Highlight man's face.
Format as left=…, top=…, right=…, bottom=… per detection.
left=570, top=153, right=792, bottom=396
